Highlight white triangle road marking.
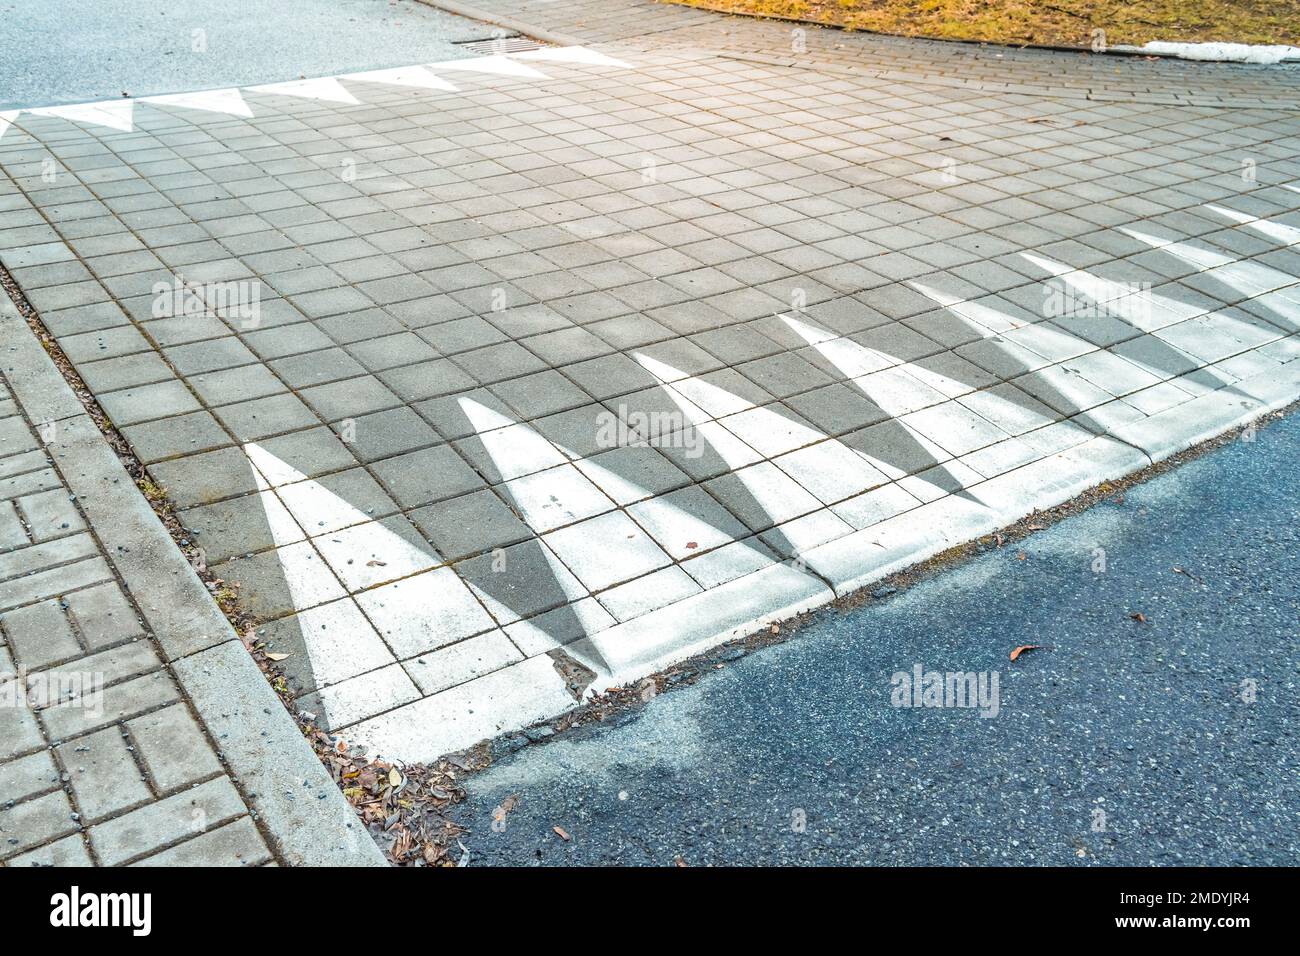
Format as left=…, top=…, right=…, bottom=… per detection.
left=339, top=65, right=459, bottom=92
left=247, top=76, right=359, bottom=105
left=1203, top=204, right=1300, bottom=247
left=28, top=99, right=134, bottom=133
left=428, top=54, right=546, bottom=78
left=143, top=88, right=254, bottom=118
left=514, top=45, right=632, bottom=68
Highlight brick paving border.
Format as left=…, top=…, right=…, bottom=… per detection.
left=0, top=292, right=383, bottom=866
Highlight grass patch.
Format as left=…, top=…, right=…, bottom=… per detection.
left=668, top=0, right=1299, bottom=48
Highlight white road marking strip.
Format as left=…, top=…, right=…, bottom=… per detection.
left=515, top=46, right=632, bottom=68
left=247, top=76, right=360, bottom=104
left=1203, top=204, right=1300, bottom=246
left=0, top=45, right=626, bottom=140
left=427, top=54, right=547, bottom=78
left=1119, top=226, right=1300, bottom=299
left=28, top=99, right=135, bottom=132
left=142, top=88, right=254, bottom=118
left=339, top=65, right=459, bottom=92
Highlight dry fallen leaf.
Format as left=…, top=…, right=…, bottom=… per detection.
left=1009, top=644, right=1040, bottom=661
left=265, top=652, right=291, bottom=662
left=388, top=768, right=402, bottom=787
left=1130, top=612, right=1147, bottom=623
left=552, top=826, right=571, bottom=842
left=1016, top=551, right=1027, bottom=561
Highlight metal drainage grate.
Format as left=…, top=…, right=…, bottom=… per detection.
left=451, top=36, right=543, bottom=55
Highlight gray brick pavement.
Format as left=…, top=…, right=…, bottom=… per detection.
left=0, top=374, right=273, bottom=865
left=0, top=0, right=1298, bottom=766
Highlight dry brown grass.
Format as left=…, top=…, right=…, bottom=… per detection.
left=668, top=0, right=1300, bottom=48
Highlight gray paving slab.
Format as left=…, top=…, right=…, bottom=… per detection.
left=1, top=0, right=1298, bottom=772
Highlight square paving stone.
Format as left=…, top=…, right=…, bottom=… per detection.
left=163, top=337, right=258, bottom=375
left=314, top=514, right=439, bottom=591
left=77, top=352, right=174, bottom=393
left=300, top=375, right=401, bottom=421
left=370, top=444, right=485, bottom=510
left=343, top=406, right=440, bottom=462
left=214, top=392, right=319, bottom=441
left=544, top=510, right=672, bottom=593
left=270, top=347, right=368, bottom=389
left=214, top=541, right=345, bottom=620
left=489, top=369, right=590, bottom=421
left=451, top=342, right=546, bottom=385
left=256, top=597, right=395, bottom=695
left=346, top=332, right=439, bottom=372
left=417, top=316, right=507, bottom=354
left=454, top=538, right=589, bottom=624
left=377, top=358, right=476, bottom=403
left=411, top=489, right=532, bottom=561
left=191, top=363, right=286, bottom=406
left=574, top=444, right=691, bottom=505
left=120, top=410, right=231, bottom=463
left=149, top=445, right=262, bottom=506
left=252, top=427, right=359, bottom=484
left=561, top=353, right=658, bottom=401
left=242, top=322, right=334, bottom=359
left=177, top=490, right=303, bottom=565
left=704, top=461, right=825, bottom=532
left=626, top=484, right=752, bottom=559
left=278, top=467, right=398, bottom=535
left=356, top=568, right=498, bottom=658
left=415, top=388, right=515, bottom=442
left=98, top=379, right=200, bottom=427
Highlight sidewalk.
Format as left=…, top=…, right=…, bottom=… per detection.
left=0, top=295, right=382, bottom=866
left=1, top=0, right=1298, bottom=786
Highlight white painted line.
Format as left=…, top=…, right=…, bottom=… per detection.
left=356, top=569, right=498, bottom=658
left=515, top=46, right=633, bottom=68
left=28, top=99, right=134, bottom=133
left=142, top=88, right=254, bottom=118
left=1203, top=204, right=1300, bottom=247
left=339, top=65, right=459, bottom=93
left=634, top=353, right=833, bottom=515
left=1120, top=227, right=1300, bottom=299
left=458, top=397, right=568, bottom=479
left=1019, top=251, right=1205, bottom=330
left=427, top=54, right=547, bottom=78
left=247, top=76, right=360, bottom=105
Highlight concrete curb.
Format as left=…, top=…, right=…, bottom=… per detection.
left=412, top=0, right=586, bottom=47
left=0, top=294, right=386, bottom=867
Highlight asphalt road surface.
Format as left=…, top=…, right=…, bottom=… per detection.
left=452, top=411, right=1300, bottom=866
left=0, top=0, right=491, bottom=110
